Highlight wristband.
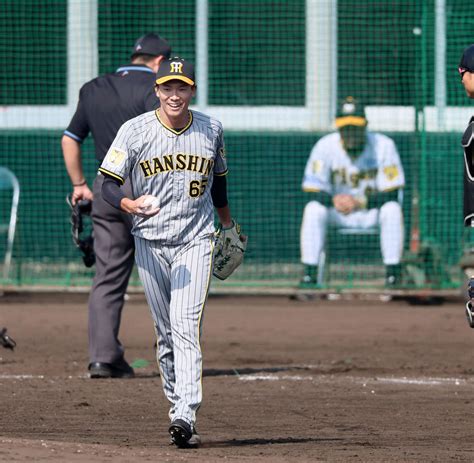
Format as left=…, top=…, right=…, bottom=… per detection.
left=73, top=180, right=86, bottom=187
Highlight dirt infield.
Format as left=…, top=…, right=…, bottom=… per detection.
left=1, top=293, right=474, bottom=462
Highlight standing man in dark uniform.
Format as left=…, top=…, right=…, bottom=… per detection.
left=459, top=44, right=474, bottom=327
left=61, top=33, right=171, bottom=378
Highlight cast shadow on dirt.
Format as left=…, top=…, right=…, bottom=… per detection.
left=200, top=437, right=345, bottom=448
left=203, top=365, right=311, bottom=377
left=135, top=365, right=311, bottom=379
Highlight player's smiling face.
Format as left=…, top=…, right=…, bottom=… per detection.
left=156, top=81, right=196, bottom=127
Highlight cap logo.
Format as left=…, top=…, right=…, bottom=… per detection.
left=136, top=44, right=142, bottom=51
left=342, top=102, right=355, bottom=114
left=170, top=61, right=183, bottom=73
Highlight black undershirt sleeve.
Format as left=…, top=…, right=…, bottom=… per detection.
left=101, top=174, right=126, bottom=210
left=306, top=191, right=333, bottom=207
left=211, top=175, right=228, bottom=208
left=367, top=189, right=400, bottom=209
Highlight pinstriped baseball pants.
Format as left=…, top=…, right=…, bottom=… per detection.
left=134, top=234, right=214, bottom=426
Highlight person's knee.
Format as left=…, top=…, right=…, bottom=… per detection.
left=379, top=201, right=402, bottom=222
left=304, top=201, right=329, bottom=221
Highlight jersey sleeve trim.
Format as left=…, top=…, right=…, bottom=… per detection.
left=214, top=169, right=228, bottom=177
left=302, top=186, right=321, bottom=192
left=98, top=168, right=125, bottom=184
left=63, top=130, right=83, bottom=143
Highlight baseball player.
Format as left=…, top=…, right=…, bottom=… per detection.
left=459, top=44, right=474, bottom=326
left=99, top=57, right=236, bottom=448
left=300, top=96, right=405, bottom=287
left=61, top=33, right=171, bottom=378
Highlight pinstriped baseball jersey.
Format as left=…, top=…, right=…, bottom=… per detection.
left=99, top=109, right=227, bottom=244
left=302, top=132, right=405, bottom=196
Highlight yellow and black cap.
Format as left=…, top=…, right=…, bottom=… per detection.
left=335, top=96, right=367, bottom=128
left=155, top=57, right=195, bottom=86
left=131, top=33, right=171, bottom=58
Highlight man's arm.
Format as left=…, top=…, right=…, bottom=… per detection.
left=101, top=175, right=126, bottom=209
left=211, top=175, right=232, bottom=227
left=216, top=205, right=233, bottom=228
left=101, top=174, right=159, bottom=217
left=61, top=135, right=93, bottom=204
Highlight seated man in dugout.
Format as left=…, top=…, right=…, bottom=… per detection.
left=299, top=96, right=405, bottom=288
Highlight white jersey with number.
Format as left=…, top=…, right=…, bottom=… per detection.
left=300, top=131, right=405, bottom=267
left=302, top=131, right=405, bottom=197
left=99, top=109, right=228, bottom=244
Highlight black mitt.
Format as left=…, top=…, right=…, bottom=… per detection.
left=0, top=327, right=16, bottom=350
left=66, top=195, right=95, bottom=267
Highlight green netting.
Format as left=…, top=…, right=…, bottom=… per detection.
left=98, top=0, right=196, bottom=74
left=0, top=1, right=67, bottom=104
left=0, top=0, right=471, bottom=291
left=208, top=0, right=305, bottom=105
left=338, top=0, right=435, bottom=105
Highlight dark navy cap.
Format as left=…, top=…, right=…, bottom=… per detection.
left=131, top=33, right=171, bottom=58
left=335, top=96, right=367, bottom=128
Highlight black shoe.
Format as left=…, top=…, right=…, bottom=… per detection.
left=299, top=274, right=321, bottom=289
left=88, top=361, right=135, bottom=379
left=169, top=419, right=200, bottom=448
left=299, top=265, right=320, bottom=288
left=385, top=264, right=402, bottom=288
left=385, top=275, right=399, bottom=287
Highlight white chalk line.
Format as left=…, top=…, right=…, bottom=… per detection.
left=375, top=377, right=464, bottom=386
left=0, top=374, right=89, bottom=380
left=237, top=374, right=469, bottom=387
left=0, top=372, right=469, bottom=388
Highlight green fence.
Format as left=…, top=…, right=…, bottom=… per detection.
left=0, top=0, right=472, bottom=291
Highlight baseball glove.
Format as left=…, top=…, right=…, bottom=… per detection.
left=213, top=220, right=248, bottom=280
left=66, top=195, right=95, bottom=268
left=0, top=327, right=16, bottom=350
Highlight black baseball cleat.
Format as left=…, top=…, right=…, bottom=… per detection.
left=385, top=264, right=402, bottom=288
left=385, top=275, right=399, bottom=288
left=299, top=265, right=319, bottom=288
left=298, top=275, right=321, bottom=289
left=169, top=419, right=201, bottom=448
left=88, top=360, right=135, bottom=379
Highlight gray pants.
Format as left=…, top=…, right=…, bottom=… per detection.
left=88, top=174, right=135, bottom=364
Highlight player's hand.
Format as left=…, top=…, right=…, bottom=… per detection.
left=122, top=195, right=160, bottom=218
left=333, top=194, right=357, bottom=214
left=71, top=184, right=93, bottom=205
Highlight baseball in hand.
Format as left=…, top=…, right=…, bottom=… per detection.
left=141, top=195, right=160, bottom=210
left=136, top=195, right=160, bottom=217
